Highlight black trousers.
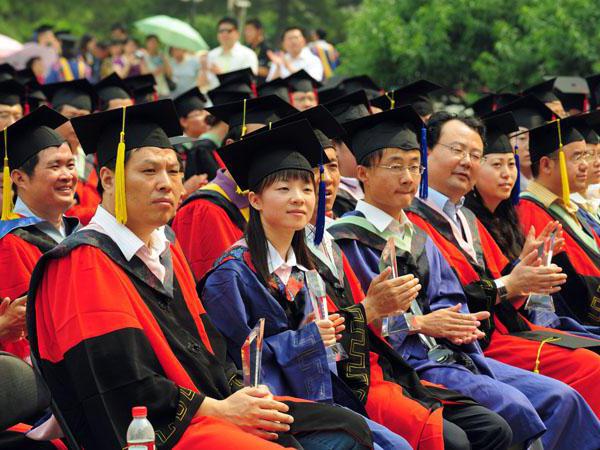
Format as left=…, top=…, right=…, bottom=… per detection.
left=442, top=404, right=513, bottom=450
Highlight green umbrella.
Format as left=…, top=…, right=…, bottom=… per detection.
left=134, top=15, right=208, bottom=52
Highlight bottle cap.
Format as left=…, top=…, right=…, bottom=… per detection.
left=132, top=406, right=147, bottom=418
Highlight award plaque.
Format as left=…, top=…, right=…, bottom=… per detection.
left=241, top=318, right=265, bottom=387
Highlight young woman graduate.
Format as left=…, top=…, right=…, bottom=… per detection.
left=328, top=107, right=600, bottom=449
left=201, top=117, right=513, bottom=450
left=28, top=100, right=374, bottom=450
left=405, top=112, right=600, bottom=419
left=465, top=111, right=600, bottom=339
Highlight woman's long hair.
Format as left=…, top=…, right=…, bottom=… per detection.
left=466, top=188, right=525, bottom=261
left=245, top=169, right=316, bottom=284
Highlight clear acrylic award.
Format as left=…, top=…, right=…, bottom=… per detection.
left=378, top=238, right=421, bottom=337
left=305, top=270, right=348, bottom=362
left=525, top=231, right=556, bottom=312
left=241, top=318, right=265, bottom=387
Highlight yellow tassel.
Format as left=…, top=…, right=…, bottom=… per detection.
left=241, top=98, right=248, bottom=138
left=114, top=106, right=128, bottom=224
left=533, top=336, right=561, bottom=373
left=1, top=128, right=14, bottom=221
left=556, top=119, right=571, bottom=208
left=385, top=91, right=395, bottom=110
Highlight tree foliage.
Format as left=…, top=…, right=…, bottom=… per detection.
left=339, top=0, right=600, bottom=91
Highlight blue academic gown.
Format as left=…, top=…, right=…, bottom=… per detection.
left=201, top=244, right=411, bottom=450
left=332, top=212, right=600, bottom=449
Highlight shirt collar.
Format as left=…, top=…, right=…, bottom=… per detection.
left=87, top=206, right=169, bottom=261
left=355, top=199, right=413, bottom=234
left=266, top=240, right=308, bottom=275
left=527, top=180, right=579, bottom=214
left=219, top=41, right=241, bottom=55
left=428, top=187, right=465, bottom=211
left=14, top=197, right=66, bottom=239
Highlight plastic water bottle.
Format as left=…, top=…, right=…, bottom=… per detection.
left=126, top=406, right=155, bottom=450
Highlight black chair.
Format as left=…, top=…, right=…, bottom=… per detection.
left=0, top=351, right=50, bottom=431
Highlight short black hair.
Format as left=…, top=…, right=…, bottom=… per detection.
left=245, top=18, right=263, bottom=30
left=111, top=23, right=127, bottom=32
left=13, top=154, right=40, bottom=194
left=282, top=26, right=306, bottom=41
left=530, top=149, right=558, bottom=178
left=146, top=34, right=159, bottom=42
left=315, top=28, right=327, bottom=40
left=224, top=125, right=244, bottom=143
left=218, top=17, right=238, bottom=30
left=426, top=111, right=485, bottom=149
left=97, top=152, right=132, bottom=197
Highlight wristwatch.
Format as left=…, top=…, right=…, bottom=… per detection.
left=494, top=278, right=508, bottom=302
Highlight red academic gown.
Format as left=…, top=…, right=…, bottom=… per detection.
left=407, top=200, right=600, bottom=417
left=172, top=190, right=245, bottom=281
left=28, top=229, right=372, bottom=450
left=66, top=170, right=100, bottom=226
left=517, top=197, right=600, bottom=325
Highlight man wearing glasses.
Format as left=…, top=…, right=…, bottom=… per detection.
left=202, top=17, right=258, bottom=91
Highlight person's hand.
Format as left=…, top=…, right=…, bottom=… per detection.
left=209, top=63, right=222, bottom=75
left=414, top=304, right=489, bottom=343
left=519, top=221, right=564, bottom=261
left=361, top=268, right=421, bottom=323
left=316, top=318, right=337, bottom=347
left=448, top=328, right=486, bottom=346
left=183, top=174, right=208, bottom=194
left=504, top=249, right=567, bottom=298
left=200, top=386, right=293, bottom=440
left=266, top=50, right=284, bottom=66
left=0, top=296, right=27, bottom=343
left=328, top=313, right=345, bottom=342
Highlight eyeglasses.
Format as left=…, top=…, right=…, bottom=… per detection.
left=584, top=150, right=599, bottom=161
left=549, top=152, right=590, bottom=163
left=438, top=142, right=483, bottom=163
left=218, top=28, right=235, bottom=34
left=374, top=164, right=426, bottom=175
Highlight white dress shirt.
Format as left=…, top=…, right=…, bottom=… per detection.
left=267, top=240, right=308, bottom=284
left=206, top=42, right=259, bottom=90
left=83, top=206, right=170, bottom=283
left=13, top=197, right=66, bottom=243
left=266, top=47, right=324, bottom=82
left=354, top=200, right=413, bottom=236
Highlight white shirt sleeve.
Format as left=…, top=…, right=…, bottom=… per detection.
left=304, top=51, right=324, bottom=81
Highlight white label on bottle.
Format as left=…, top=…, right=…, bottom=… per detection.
left=129, top=446, right=153, bottom=450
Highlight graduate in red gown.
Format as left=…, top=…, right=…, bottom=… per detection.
left=172, top=95, right=298, bottom=281
left=28, top=99, right=374, bottom=450
left=516, top=115, right=600, bottom=326
left=406, top=111, right=600, bottom=417
left=0, top=106, right=78, bottom=450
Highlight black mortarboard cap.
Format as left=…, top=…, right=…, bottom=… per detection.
left=217, top=68, right=256, bottom=87
left=522, top=78, right=560, bottom=103
left=94, top=73, right=132, bottom=109
left=586, top=74, right=600, bottom=110
left=529, top=118, right=584, bottom=164
left=173, top=87, right=208, bottom=118
left=343, top=105, right=423, bottom=164
left=470, top=93, right=521, bottom=118
left=561, top=110, right=600, bottom=145
left=1, top=105, right=67, bottom=170
left=0, top=79, right=24, bottom=106
left=487, top=95, right=554, bottom=130
left=205, top=95, right=297, bottom=130
left=554, top=76, right=590, bottom=113
left=0, top=63, right=16, bottom=83
left=207, top=81, right=253, bottom=106
left=336, top=75, right=381, bottom=100
left=268, top=105, right=345, bottom=149
left=370, top=80, right=443, bottom=117
left=71, top=99, right=182, bottom=167
left=257, top=77, right=289, bottom=102
left=316, top=86, right=346, bottom=104
left=123, top=74, right=156, bottom=104
left=217, top=119, right=326, bottom=191
left=15, top=70, right=46, bottom=111
left=322, top=90, right=371, bottom=124
left=482, top=112, right=519, bottom=155
left=287, top=69, right=322, bottom=93
left=41, top=79, right=97, bottom=112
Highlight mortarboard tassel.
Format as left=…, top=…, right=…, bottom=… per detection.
left=385, top=91, right=395, bottom=110
left=2, top=128, right=14, bottom=220
left=511, top=144, right=521, bottom=205
left=556, top=119, right=571, bottom=208
left=313, top=162, right=326, bottom=246
left=114, top=106, right=128, bottom=224
left=241, top=98, right=248, bottom=138
left=419, top=126, right=428, bottom=199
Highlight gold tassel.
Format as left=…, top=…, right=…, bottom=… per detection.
left=241, top=98, right=248, bottom=138
left=114, top=106, right=128, bottom=224
left=385, top=91, right=395, bottom=110
left=556, top=119, right=571, bottom=208
left=1, top=128, right=14, bottom=221
left=533, top=336, right=561, bottom=373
